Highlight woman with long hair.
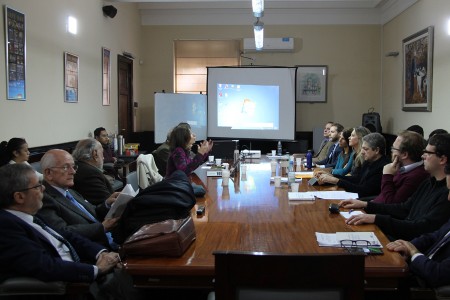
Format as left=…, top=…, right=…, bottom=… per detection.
left=165, top=125, right=213, bottom=177
left=0, top=137, right=43, bottom=179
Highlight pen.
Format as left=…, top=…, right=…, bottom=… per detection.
left=348, top=209, right=354, bottom=215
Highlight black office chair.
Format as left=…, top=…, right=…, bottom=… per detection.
left=210, top=251, right=365, bottom=300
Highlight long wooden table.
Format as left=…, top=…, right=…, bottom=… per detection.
left=124, top=158, right=408, bottom=292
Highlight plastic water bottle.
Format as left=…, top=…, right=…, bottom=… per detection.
left=277, top=141, right=282, bottom=156
left=306, top=150, right=313, bottom=169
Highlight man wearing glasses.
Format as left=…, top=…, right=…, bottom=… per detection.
left=340, top=134, right=450, bottom=241
left=386, top=162, right=450, bottom=288
left=0, top=164, right=141, bottom=299
left=36, top=149, right=119, bottom=250
left=371, top=130, right=429, bottom=204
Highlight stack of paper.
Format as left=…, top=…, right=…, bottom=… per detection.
left=315, top=232, right=382, bottom=248
left=288, top=191, right=358, bottom=201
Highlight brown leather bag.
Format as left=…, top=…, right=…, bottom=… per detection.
left=120, top=216, right=196, bottom=257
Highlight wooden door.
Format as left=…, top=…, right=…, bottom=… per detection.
left=118, top=55, right=133, bottom=142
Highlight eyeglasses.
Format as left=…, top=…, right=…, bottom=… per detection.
left=390, top=146, right=400, bottom=152
left=422, top=149, right=438, bottom=156
left=18, top=182, right=44, bottom=192
left=340, top=240, right=371, bottom=254
left=49, top=164, right=78, bottom=172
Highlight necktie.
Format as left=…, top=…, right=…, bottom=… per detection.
left=65, top=190, right=117, bottom=250
left=329, top=144, right=337, bottom=159
left=65, top=191, right=98, bottom=222
left=427, top=231, right=450, bottom=259
left=33, top=217, right=80, bottom=262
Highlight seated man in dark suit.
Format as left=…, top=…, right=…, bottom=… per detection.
left=152, top=130, right=171, bottom=177
left=0, top=164, right=139, bottom=299
left=386, top=162, right=450, bottom=288
left=37, top=149, right=119, bottom=250
left=72, top=138, right=116, bottom=205
left=315, top=123, right=344, bottom=168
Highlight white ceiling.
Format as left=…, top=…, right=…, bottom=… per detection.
left=109, top=0, right=418, bottom=25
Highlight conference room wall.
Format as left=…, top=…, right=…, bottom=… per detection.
left=139, top=24, right=381, bottom=134
left=0, top=0, right=143, bottom=147
left=382, top=0, right=450, bottom=136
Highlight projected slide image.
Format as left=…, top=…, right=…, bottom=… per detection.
left=217, top=84, right=279, bottom=130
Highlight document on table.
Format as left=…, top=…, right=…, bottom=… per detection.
left=339, top=210, right=364, bottom=219
left=106, top=184, right=138, bottom=218
left=288, top=191, right=358, bottom=201
left=315, top=232, right=382, bottom=248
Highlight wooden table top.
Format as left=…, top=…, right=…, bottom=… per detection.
left=124, top=159, right=408, bottom=284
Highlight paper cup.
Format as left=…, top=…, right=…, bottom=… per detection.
left=271, top=150, right=276, bottom=156
left=208, top=155, right=214, bottom=163
left=291, top=182, right=300, bottom=192
left=215, top=158, right=222, bottom=165
left=274, top=176, right=282, bottom=187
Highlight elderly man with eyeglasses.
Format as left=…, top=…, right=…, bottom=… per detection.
left=36, top=149, right=119, bottom=250
left=339, top=133, right=450, bottom=242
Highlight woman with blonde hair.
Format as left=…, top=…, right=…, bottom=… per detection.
left=350, top=126, right=372, bottom=176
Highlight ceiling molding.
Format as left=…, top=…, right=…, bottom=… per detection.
left=110, top=0, right=418, bottom=26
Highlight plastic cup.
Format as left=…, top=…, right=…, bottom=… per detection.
left=270, top=161, right=277, bottom=173
left=271, top=150, right=276, bottom=156
left=274, top=176, right=282, bottom=187
left=208, top=155, right=214, bottom=163
left=241, top=165, right=247, bottom=175
left=222, top=176, right=229, bottom=186
left=291, top=182, right=300, bottom=192
left=215, top=158, right=222, bottom=166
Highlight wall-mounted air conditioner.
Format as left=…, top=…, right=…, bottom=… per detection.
left=243, top=37, right=294, bottom=53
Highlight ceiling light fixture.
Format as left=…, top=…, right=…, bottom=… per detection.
left=253, top=18, right=264, bottom=50
left=252, top=0, right=264, bottom=18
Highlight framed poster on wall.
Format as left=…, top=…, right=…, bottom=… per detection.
left=4, top=6, right=26, bottom=100
left=402, top=26, right=433, bottom=112
left=296, top=65, right=328, bottom=103
left=102, top=47, right=111, bottom=106
left=64, top=52, right=79, bottom=103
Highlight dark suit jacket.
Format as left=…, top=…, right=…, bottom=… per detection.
left=411, top=220, right=450, bottom=287
left=315, top=142, right=342, bottom=168
left=152, top=142, right=170, bottom=177
left=37, top=182, right=110, bottom=247
left=0, top=209, right=103, bottom=283
left=73, top=160, right=113, bottom=205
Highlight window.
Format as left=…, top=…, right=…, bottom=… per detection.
left=174, top=40, right=240, bottom=94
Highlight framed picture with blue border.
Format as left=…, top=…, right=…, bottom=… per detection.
left=5, top=6, right=26, bottom=100
left=64, top=52, right=79, bottom=103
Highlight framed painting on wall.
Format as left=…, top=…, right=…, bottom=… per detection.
left=64, top=52, right=79, bottom=103
left=5, top=6, right=26, bottom=100
left=102, top=47, right=111, bottom=106
left=296, top=65, right=328, bottom=103
left=402, top=26, right=433, bottom=112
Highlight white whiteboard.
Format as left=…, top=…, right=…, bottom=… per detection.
left=154, top=93, right=207, bottom=143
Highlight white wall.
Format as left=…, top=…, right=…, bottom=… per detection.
left=0, top=0, right=142, bottom=147
left=382, top=0, right=450, bottom=136
left=139, top=25, right=381, bottom=133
